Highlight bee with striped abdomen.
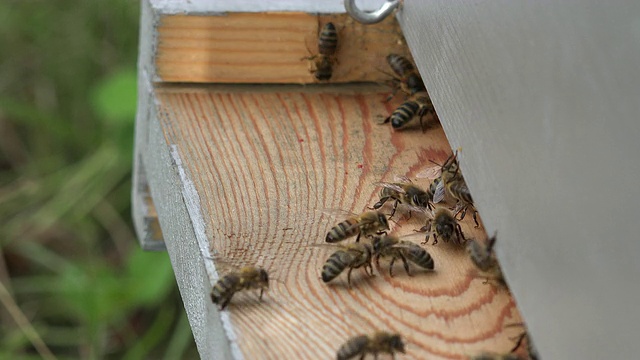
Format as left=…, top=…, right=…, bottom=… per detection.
left=383, top=91, right=435, bottom=131
left=302, top=22, right=338, bottom=81
left=420, top=208, right=466, bottom=245
left=386, top=53, right=426, bottom=98
left=210, top=266, right=269, bottom=310
left=439, top=152, right=480, bottom=227
left=372, top=235, right=434, bottom=277
left=321, top=243, right=374, bottom=288
left=337, top=331, right=406, bottom=360
left=372, top=176, right=432, bottom=218
left=325, top=210, right=389, bottom=243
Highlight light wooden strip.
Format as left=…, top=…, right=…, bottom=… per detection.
left=155, top=13, right=413, bottom=84
left=155, top=85, right=525, bottom=359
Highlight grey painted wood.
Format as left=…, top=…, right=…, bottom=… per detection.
left=398, top=1, right=640, bottom=359
left=133, top=71, right=237, bottom=359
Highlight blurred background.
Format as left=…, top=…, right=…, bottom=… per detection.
left=0, top=1, right=197, bottom=358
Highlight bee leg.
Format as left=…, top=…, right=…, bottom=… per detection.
left=510, top=332, right=527, bottom=353
left=388, top=256, right=396, bottom=277
left=371, top=197, right=389, bottom=210
left=219, top=295, right=233, bottom=311
left=366, top=263, right=375, bottom=277
left=259, top=288, right=264, bottom=301
left=400, top=253, right=411, bottom=276
left=452, top=203, right=463, bottom=218
left=389, top=200, right=400, bottom=219
left=419, top=112, right=427, bottom=133
left=472, top=210, right=480, bottom=228
left=375, top=254, right=381, bottom=270
left=347, top=267, right=354, bottom=289
left=456, top=223, right=466, bottom=244
left=356, top=232, right=362, bottom=242
left=405, top=210, right=412, bottom=221
left=385, top=77, right=402, bottom=102
left=432, top=233, right=439, bottom=245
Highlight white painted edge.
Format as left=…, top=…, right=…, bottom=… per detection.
left=150, top=0, right=387, bottom=14
left=169, top=145, right=244, bottom=360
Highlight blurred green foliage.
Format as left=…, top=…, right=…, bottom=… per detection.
left=0, top=1, right=196, bottom=358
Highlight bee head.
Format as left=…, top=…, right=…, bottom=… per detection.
left=406, top=74, right=425, bottom=94
left=436, top=222, right=454, bottom=238
left=259, top=269, right=269, bottom=287
left=389, top=334, right=406, bottom=353
left=323, top=22, right=336, bottom=32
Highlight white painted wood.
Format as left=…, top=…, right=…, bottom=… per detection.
left=150, top=0, right=386, bottom=14
left=398, top=1, right=640, bottom=359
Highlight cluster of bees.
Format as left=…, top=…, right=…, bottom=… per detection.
left=208, top=22, right=537, bottom=360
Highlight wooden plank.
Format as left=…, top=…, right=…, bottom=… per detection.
left=154, top=13, right=412, bottom=84
left=153, top=84, right=525, bottom=359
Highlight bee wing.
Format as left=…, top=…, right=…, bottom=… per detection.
left=317, top=208, right=359, bottom=218
left=432, top=180, right=446, bottom=204
left=416, top=165, right=442, bottom=180
left=373, top=182, right=407, bottom=194
left=204, top=256, right=246, bottom=276
left=404, top=203, right=430, bottom=214
left=392, top=175, right=413, bottom=183
left=388, top=242, right=421, bottom=251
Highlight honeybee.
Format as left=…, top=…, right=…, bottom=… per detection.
left=467, top=235, right=497, bottom=272
left=337, top=331, right=406, bottom=360
left=420, top=208, right=466, bottom=245
left=371, top=235, right=434, bottom=277
left=470, top=353, right=523, bottom=360
left=439, top=152, right=480, bottom=227
left=383, top=91, right=436, bottom=131
left=386, top=53, right=426, bottom=97
left=303, top=22, right=338, bottom=81
left=372, top=176, right=432, bottom=218
left=321, top=243, right=374, bottom=288
left=468, top=239, right=505, bottom=286
left=325, top=210, right=390, bottom=243
left=210, top=266, right=269, bottom=310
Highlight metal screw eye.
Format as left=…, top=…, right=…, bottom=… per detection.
left=344, top=0, right=400, bottom=24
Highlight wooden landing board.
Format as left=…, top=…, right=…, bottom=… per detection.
left=155, top=84, right=524, bottom=359
left=155, top=13, right=411, bottom=84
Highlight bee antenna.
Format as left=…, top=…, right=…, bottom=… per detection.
left=428, top=159, right=443, bottom=167
left=486, top=231, right=498, bottom=252
left=504, top=322, right=526, bottom=329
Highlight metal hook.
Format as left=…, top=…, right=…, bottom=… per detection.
left=344, top=0, right=400, bottom=24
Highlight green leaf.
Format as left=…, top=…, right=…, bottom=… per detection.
left=91, top=68, right=137, bottom=125
left=124, top=248, right=175, bottom=307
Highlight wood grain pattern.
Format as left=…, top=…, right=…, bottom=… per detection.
left=155, top=13, right=412, bottom=84
left=154, top=84, right=525, bottom=359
